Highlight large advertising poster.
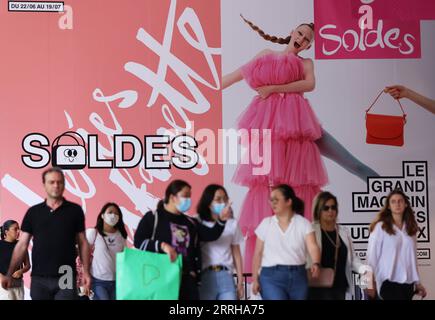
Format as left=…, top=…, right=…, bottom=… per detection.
left=0, top=0, right=222, bottom=297
left=222, top=0, right=435, bottom=299
left=0, top=0, right=434, bottom=300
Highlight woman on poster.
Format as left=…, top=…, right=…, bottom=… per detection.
left=223, top=16, right=378, bottom=271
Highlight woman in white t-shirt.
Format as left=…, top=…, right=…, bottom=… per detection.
left=197, top=184, right=244, bottom=300
left=86, top=202, right=127, bottom=300
left=252, top=184, right=321, bottom=300
left=367, top=189, right=427, bottom=300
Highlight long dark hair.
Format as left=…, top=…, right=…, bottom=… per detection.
left=157, top=180, right=192, bottom=211
left=0, top=220, right=19, bottom=240
left=197, top=184, right=228, bottom=222
left=95, top=202, right=127, bottom=239
left=241, top=14, right=314, bottom=45
left=312, top=191, right=338, bottom=222
left=272, top=184, right=304, bottom=215
left=369, top=189, right=418, bottom=236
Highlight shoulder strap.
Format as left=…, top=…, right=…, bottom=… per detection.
left=366, top=90, right=407, bottom=121
left=93, top=229, right=112, bottom=256
left=151, top=210, right=158, bottom=241
left=184, top=214, right=197, bottom=227
left=333, top=226, right=340, bottom=271
left=101, top=233, right=112, bottom=253
left=88, top=228, right=98, bottom=251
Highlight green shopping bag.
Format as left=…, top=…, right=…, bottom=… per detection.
left=116, top=247, right=182, bottom=300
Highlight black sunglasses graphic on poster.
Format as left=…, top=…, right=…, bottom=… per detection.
left=21, top=131, right=199, bottom=170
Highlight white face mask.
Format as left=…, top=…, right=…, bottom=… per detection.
left=103, top=213, right=119, bottom=227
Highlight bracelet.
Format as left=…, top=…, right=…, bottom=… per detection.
left=313, top=262, right=321, bottom=267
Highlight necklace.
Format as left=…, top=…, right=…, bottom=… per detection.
left=322, top=228, right=340, bottom=249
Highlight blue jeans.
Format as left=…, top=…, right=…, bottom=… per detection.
left=92, top=276, right=116, bottom=300
left=259, top=265, right=308, bottom=300
left=199, top=270, right=237, bottom=300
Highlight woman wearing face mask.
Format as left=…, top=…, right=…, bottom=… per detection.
left=134, top=180, right=231, bottom=300
left=197, top=185, right=244, bottom=300
left=0, top=220, right=30, bottom=300
left=86, top=203, right=127, bottom=300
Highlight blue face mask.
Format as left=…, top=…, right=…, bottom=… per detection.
left=176, top=197, right=191, bottom=213
left=211, top=202, right=226, bottom=215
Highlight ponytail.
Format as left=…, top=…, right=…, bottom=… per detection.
left=292, top=197, right=305, bottom=214
left=272, top=184, right=305, bottom=215
left=241, top=14, right=314, bottom=45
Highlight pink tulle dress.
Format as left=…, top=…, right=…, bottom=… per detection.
left=233, top=51, right=328, bottom=272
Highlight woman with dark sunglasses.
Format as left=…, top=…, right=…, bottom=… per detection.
left=307, top=192, right=371, bottom=300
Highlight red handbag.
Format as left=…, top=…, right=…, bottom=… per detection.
left=365, top=91, right=407, bottom=147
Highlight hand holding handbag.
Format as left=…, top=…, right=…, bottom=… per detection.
left=365, top=90, right=407, bottom=147
left=307, top=227, right=340, bottom=288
